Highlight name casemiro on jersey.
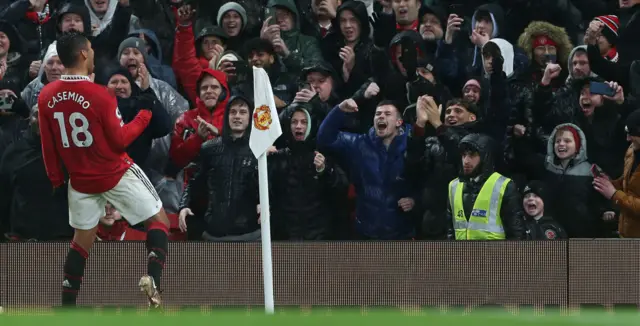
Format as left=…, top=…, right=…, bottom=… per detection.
left=47, top=91, right=92, bottom=109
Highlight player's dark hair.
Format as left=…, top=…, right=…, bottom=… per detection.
left=56, top=31, right=89, bottom=68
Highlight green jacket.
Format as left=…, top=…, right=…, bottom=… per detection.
left=267, top=0, right=323, bottom=75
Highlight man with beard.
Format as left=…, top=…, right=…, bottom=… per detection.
left=417, top=5, right=446, bottom=55
left=317, top=98, right=417, bottom=240
left=177, top=96, right=260, bottom=241
left=269, top=102, right=348, bottom=240
left=446, top=133, right=526, bottom=240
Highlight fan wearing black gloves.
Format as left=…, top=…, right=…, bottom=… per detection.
left=100, top=64, right=172, bottom=173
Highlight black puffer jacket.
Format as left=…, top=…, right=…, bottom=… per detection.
left=503, top=80, right=535, bottom=167
left=270, top=103, right=348, bottom=240
left=0, top=129, right=71, bottom=240
left=178, top=95, right=259, bottom=237
left=445, top=133, right=527, bottom=240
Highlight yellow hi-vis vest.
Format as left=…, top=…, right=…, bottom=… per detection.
left=448, top=172, right=510, bottom=240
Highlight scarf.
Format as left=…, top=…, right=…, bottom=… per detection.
left=396, top=20, right=418, bottom=32
left=605, top=47, right=619, bottom=62
left=24, top=2, right=50, bottom=25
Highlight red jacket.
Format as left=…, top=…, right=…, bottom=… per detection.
left=169, top=69, right=229, bottom=169
left=172, top=23, right=211, bottom=104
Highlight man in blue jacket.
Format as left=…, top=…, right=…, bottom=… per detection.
left=317, top=98, right=416, bottom=240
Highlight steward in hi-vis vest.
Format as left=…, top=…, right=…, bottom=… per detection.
left=446, top=134, right=526, bottom=240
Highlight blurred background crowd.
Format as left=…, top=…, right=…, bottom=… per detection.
left=0, top=0, right=639, bottom=242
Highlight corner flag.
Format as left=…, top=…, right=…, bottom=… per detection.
left=250, top=66, right=281, bottom=314
left=250, top=67, right=282, bottom=158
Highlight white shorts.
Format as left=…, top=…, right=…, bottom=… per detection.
left=68, top=164, right=163, bottom=230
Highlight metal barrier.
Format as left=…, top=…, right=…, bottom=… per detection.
left=0, top=240, right=638, bottom=309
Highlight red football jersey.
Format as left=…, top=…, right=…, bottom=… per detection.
left=37, top=76, right=152, bottom=194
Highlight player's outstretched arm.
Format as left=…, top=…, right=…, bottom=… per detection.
left=101, top=96, right=153, bottom=151
left=37, top=103, right=65, bottom=188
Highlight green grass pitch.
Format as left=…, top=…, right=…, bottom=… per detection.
left=1, top=307, right=639, bottom=325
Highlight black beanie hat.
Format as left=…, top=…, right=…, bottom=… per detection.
left=523, top=180, right=546, bottom=200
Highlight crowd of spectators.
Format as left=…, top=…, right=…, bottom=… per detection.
left=0, top=0, right=639, bottom=242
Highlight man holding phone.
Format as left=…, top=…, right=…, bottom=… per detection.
left=518, top=21, right=572, bottom=88
left=260, top=0, right=323, bottom=75
left=573, top=77, right=629, bottom=179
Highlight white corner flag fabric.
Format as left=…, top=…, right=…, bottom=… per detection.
left=250, top=67, right=282, bottom=158
left=250, top=66, right=280, bottom=314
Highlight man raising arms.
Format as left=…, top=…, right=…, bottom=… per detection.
left=37, top=32, right=170, bottom=308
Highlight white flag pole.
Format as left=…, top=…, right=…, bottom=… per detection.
left=258, top=152, right=275, bottom=314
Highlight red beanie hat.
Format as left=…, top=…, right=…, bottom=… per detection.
left=557, top=126, right=581, bottom=153
left=595, top=15, right=619, bottom=45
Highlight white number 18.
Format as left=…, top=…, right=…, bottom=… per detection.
left=53, top=112, right=94, bottom=148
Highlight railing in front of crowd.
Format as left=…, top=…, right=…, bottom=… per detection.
left=0, top=240, right=638, bottom=312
